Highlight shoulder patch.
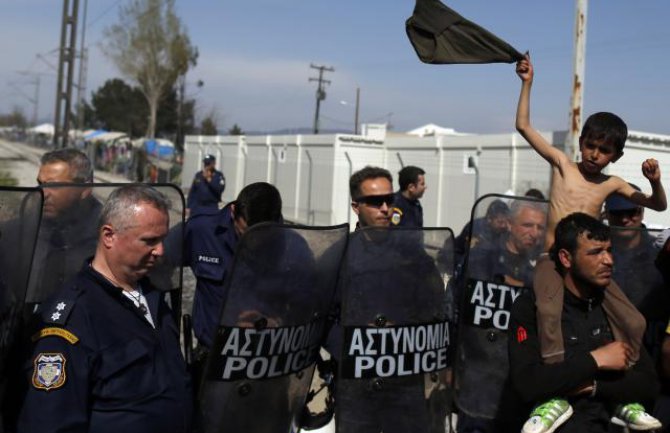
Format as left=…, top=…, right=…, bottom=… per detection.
left=42, top=299, right=75, bottom=325
left=390, top=207, right=403, bottom=226
left=32, top=327, right=79, bottom=344
left=32, top=352, right=67, bottom=391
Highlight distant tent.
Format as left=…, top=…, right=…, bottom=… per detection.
left=30, top=123, right=55, bottom=136
left=143, top=138, right=175, bottom=160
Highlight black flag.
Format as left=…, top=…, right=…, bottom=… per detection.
left=406, top=0, right=524, bottom=64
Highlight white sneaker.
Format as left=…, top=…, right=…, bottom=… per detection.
left=522, top=398, right=573, bottom=433
left=611, top=403, right=662, bottom=431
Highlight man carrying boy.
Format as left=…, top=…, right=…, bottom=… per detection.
left=515, top=55, right=666, bottom=431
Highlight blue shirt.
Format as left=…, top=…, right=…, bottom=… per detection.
left=187, top=170, right=226, bottom=214
left=183, top=204, right=238, bottom=348
left=18, top=265, right=192, bottom=433
left=390, top=191, right=423, bottom=227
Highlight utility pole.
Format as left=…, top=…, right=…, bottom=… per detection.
left=53, top=0, right=80, bottom=148
left=354, top=87, right=360, bottom=135
left=565, top=0, right=588, bottom=161
left=75, top=0, right=89, bottom=134
left=309, top=63, right=334, bottom=134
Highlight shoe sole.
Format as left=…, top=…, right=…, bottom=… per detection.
left=524, top=405, right=573, bottom=433
left=610, top=416, right=661, bottom=431
left=546, top=406, right=573, bottom=433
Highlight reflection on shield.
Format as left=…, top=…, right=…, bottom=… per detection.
left=454, top=195, right=548, bottom=420
left=24, top=183, right=185, bottom=317
left=0, top=187, right=43, bottom=403
left=608, top=225, right=667, bottom=360
left=198, top=223, right=348, bottom=433
left=336, top=227, right=454, bottom=433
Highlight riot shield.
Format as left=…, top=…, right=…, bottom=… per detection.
left=198, top=223, right=349, bottom=433
left=454, top=195, right=548, bottom=422
left=608, top=225, right=667, bottom=361
left=0, top=187, right=43, bottom=404
left=336, top=227, right=454, bottom=433
left=25, top=183, right=185, bottom=310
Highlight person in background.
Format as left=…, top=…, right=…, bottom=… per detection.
left=187, top=154, right=225, bottom=216
left=391, top=165, right=426, bottom=227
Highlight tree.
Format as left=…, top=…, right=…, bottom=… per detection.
left=91, top=79, right=147, bottom=136
left=200, top=113, right=218, bottom=136
left=103, top=0, right=197, bottom=138
left=228, top=124, right=244, bottom=135
left=0, top=107, right=28, bottom=128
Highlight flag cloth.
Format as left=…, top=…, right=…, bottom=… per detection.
left=406, top=0, right=524, bottom=64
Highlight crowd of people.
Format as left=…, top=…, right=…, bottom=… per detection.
left=0, top=54, right=669, bottom=433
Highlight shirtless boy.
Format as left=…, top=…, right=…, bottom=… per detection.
left=515, top=54, right=666, bottom=432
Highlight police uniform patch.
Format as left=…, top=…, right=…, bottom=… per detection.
left=390, top=207, right=403, bottom=226
left=32, top=353, right=67, bottom=391
left=43, top=299, right=75, bottom=325
left=32, top=327, right=79, bottom=344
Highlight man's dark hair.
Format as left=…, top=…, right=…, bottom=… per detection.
left=550, top=212, right=611, bottom=271
left=580, top=112, right=628, bottom=155
left=349, top=166, right=392, bottom=200
left=485, top=199, right=509, bottom=219
left=524, top=188, right=545, bottom=200
left=40, top=148, right=93, bottom=183
left=398, top=166, right=425, bottom=192
left=234, top=182, right=282, bottom=227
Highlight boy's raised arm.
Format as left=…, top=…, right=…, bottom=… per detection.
left=515, top=55, right=567, bottom=168
left=616, top=159, right=667, bottom=211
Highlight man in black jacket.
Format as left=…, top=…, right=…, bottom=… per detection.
left=509, top=213, right=660, bottom=433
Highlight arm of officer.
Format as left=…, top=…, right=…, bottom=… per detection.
left=508, top=291, right=599, bottom=404
left=18, top=327, right=91, bottom=432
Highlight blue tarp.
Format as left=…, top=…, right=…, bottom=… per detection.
left=144, top=139, right=175, bottom=159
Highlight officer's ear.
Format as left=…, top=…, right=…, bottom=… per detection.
left=100, top=224, right=116, bottom=249
left=351, top=200, right=360, bottom=216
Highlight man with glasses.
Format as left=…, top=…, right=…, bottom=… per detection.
left=350, top=166, right=394, bottom=228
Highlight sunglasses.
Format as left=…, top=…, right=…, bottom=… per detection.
left=354, top=193, right=395, bottom=208
left=608, top=207, right=642, bottom=219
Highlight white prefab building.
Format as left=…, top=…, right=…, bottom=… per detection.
left=183, top=129, right=670, bottom=231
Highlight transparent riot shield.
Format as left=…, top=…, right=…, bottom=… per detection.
left=0, top=187, right=43, bottom=405
left=336, top=227, right=454, bottom=433
left=198, top=223, right=349, bottom=433
left=25, top=183, right=185, bottom=312
left=454, top=195, right=548, bottom=421
left=609, top=225, right=667, bottom=361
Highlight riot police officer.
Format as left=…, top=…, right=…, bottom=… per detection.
left=186, top=154, right=226, bottom=215
left=183, top=182, right=283, bottom=350
left=18, top=185, right=192, bottom=433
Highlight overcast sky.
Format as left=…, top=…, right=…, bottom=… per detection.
left=1, top=0, right=669, bottom=135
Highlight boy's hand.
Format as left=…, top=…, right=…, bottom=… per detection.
left=516, top=53, right=533, bottom=82
left=642, top=158, right=661, bottom=183
left=590, top=341, right=633, bottom=371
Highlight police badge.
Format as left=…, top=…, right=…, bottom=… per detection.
left=32, top=353, right=67, bottom=391
left=390, top=207, right=403, bottom=226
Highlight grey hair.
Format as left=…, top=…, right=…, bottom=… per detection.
left=99, top=185, right=170, bottom=231
left=509, top=199, right=547, bottom=220
left=41, top=148, right=93, bottom=183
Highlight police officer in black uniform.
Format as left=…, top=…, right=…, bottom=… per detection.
left=29, top=148, right=102, bottom=303
left=182, top=182, right=283, bottom=350
left=18, top=185, right=192, bottom=433
left=390, top=165, right=426, bottom=227
left=186, top=154, right=226, bottom=216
